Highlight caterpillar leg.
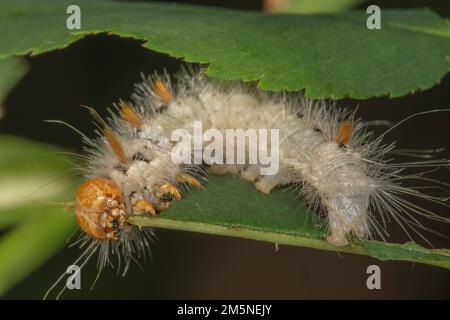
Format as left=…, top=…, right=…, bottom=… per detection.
left=176, top=173, right=203, bottom=188
left=254, top=173, right=283, bottom=194
left=158, top=183, right=182, bottom=202
left=326, top=217, right=368, bottom=246
left=143, top=183, right=183, bottom=212
left=326, top=222, right=350, bottom=246
left=241, top=165, right=260, bottom=182
left=323, top=194, right=371, bottom=246
left=133, top=199, right=157, bottom=216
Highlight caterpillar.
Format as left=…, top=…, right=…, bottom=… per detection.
left=46, top=67, right=449, bottom=298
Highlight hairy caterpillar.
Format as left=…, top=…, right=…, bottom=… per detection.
left=45, top=67, right=449, bottom=298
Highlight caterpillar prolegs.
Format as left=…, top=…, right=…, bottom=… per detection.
left=62, top=68, right=449, bottom=284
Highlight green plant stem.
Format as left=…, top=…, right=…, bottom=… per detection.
left=130, top=216, right=450, bottom=270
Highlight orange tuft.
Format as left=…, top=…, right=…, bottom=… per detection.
left=155, top=79, right=173, bottom=105
left=335, top=121, right=353, bottom=146
left=120, top=101, right=142, bottom=127
left=104, top=128, right=128, bottom=163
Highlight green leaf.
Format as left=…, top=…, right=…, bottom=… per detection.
left=0, top=0, right=449, bottom=99
left=0, top=205, right=75, bottom=295
left=130, top=176, right=450, bottom=270
left=0, top=136, right=77, bottom=295
left=0, top=135, right=76, bottom=212
left=0, top=57, right=27, bottom=109
left=267, top=0, right=366, bottom=14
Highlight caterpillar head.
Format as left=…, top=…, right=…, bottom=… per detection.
left=75, top=178, right=127, bottom=240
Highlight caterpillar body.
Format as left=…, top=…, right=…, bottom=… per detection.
left=47, top=67, right=449, bottom=297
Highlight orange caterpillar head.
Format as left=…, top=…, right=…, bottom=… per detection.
left=75, top=178, right=127, bottom=240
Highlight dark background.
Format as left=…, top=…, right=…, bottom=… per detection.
left=1, top=0, right=449, bottom=299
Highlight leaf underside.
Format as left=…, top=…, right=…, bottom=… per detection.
left=0, top=0, right=449, bottom=99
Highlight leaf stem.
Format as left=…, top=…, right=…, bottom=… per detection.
left=130, top=216, right=450, bottom=270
